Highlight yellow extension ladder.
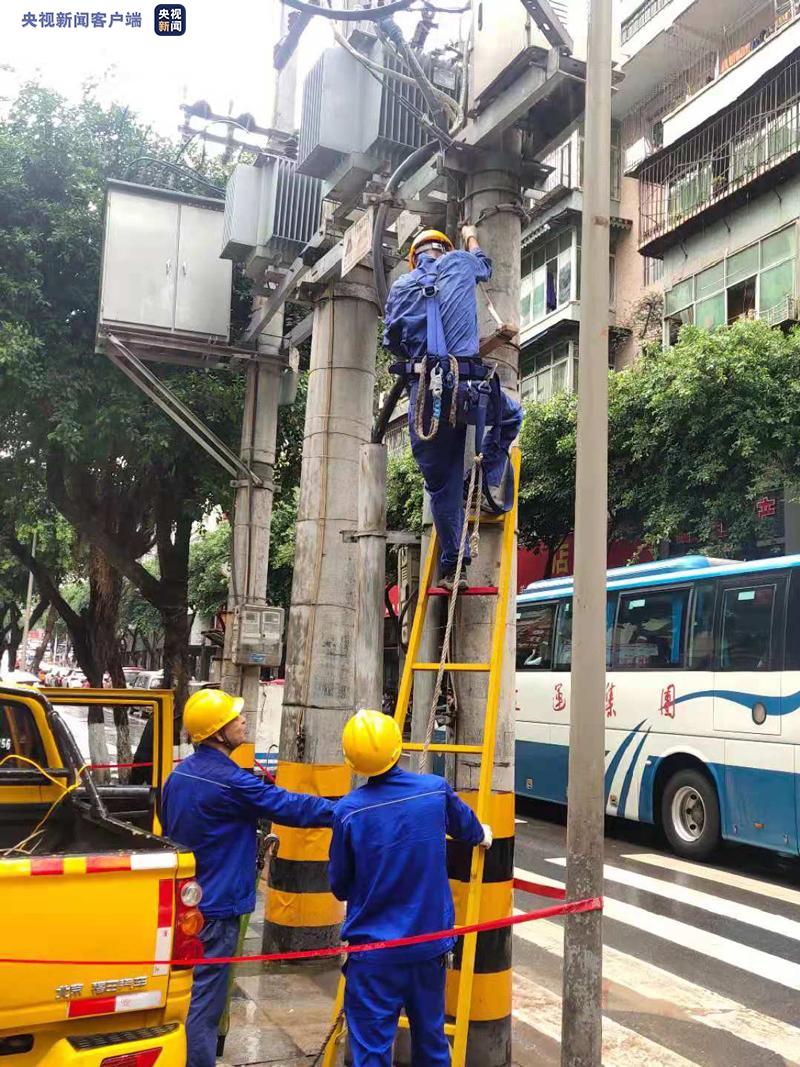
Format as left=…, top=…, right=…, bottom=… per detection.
left=322, top=447, right=520, bottom=1067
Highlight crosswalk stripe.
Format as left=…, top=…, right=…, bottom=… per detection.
left=514, top=866, right=800, bottom=990
left=512, top=912, right=800, bottom=1064
left=513, top=969, right=702, bottom=1067
left=624, top=851, right=800, bottom=908
left=547, top=856, right=800, bottom=943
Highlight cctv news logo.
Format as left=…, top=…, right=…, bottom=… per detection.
left=154, top=4, right=185, bottom=35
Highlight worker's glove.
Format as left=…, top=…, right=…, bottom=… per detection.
left=480, top=823, right=493, bottom=849
left=461, top=224, right=478, bottom=245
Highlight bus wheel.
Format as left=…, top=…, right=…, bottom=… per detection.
left=661, top=768, right=720, bottom=860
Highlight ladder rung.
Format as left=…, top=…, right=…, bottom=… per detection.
left=427, top=586, right=498, bottom=597
left=466, top=512, right=505, bottom=524
left=412, top=662, right=490, bottom=672
left=398, top=1017, right=456, bottom=1036
left=403, top=742, right=483, bottom=754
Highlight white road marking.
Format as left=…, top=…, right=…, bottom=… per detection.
left=624, top=852, right=800, bottom=908
left=513, top=970, right=702, bottom=1067
left=514, top=818, right=527, bottom=825
left=547, top=856, right=800, bottom=943
left=514, top=866, right=800, bottom=990
left=512, top=911, right=800, bottom=1064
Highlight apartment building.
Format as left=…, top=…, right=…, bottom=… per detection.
left=617, top=0, right=800, bottom=555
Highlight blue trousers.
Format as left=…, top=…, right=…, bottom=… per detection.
left=186, top=916, right=241, bottom=1067
left=408, top=377, right=523, bottom=570
left=344, top=954, right=451, bottom=1067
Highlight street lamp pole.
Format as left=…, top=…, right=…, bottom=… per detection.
left=561, top=0, right=613, bottom=1062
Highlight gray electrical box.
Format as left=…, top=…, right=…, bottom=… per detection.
left=98, top=181, right=232, bottom=342
left=231, top=604, right=285, bottom=667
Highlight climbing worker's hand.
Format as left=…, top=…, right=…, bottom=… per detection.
left=480, top=823, right=493, bottom=849
left=461, top=224, right=479, bottom=249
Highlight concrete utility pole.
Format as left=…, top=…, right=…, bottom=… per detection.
left=219, top=352, right=283, bottom=759
left=219, top=2, right=297, bottom=754
left=561, top=0, right=612, bottom=1062
left=354, top=442, right=387, bottom=711
left=264, top=264, right=379, bottom=953
left=445, top=148, right=523, bottom=1067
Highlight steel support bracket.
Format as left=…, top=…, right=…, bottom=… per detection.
left=341, top=529, right=420, bottom=545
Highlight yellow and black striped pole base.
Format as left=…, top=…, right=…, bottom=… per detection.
left=446, top=790, right=514, bottom=1066
left=262, top=761, right=351, bottom=953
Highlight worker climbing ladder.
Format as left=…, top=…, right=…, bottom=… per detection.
left=321, top=446, right=520, bottom=1067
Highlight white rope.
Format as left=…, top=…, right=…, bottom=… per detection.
left=419, top=453, right=483, bottom=771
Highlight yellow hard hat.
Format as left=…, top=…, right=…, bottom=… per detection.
left=408, top=228, right=454, bottom=268
left=183, top=689, right=244, bottom=744
left=342, top=708, right=402, bottom=777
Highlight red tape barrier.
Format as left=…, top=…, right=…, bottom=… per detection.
left=0, top=889, right=600, bottom=968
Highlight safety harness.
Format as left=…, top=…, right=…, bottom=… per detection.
left=395, top=257, right=499, bottom=455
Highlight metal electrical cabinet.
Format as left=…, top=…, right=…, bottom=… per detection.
left=99, top=180, right=232, bottom=341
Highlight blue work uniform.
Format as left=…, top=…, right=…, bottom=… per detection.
left=162, top=745, right=335, bottom=1067
left=329, top=763, right=484, bottom=1066
left=383, top=249, right=522, bottom=573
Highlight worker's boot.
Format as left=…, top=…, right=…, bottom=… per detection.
left=439, top=568, right=468, bottom=593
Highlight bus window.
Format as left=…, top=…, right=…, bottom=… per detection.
left=719, top=585, right=776, bottom=671
left=786, top=572, right=800, bottom=669
left=516, top=603, right=556, bottom=670
left=612, top=587, right=689, bottom=669
left=551, top=596, right=616, bottom=671
left=688, top=584, right=716, bottom=669
left=553, top=601, right=572, bottom=670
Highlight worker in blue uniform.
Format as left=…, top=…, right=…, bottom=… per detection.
left=162, top=689, right=335, bottom=1067
left=383, top=226, right=523, bottom=591
left=330, top=708, right=493, bottom=1066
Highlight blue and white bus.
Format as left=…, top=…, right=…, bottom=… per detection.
left=515, top=554, right=800, bottom=859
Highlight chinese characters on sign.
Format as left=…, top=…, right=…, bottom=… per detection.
left=553, top=683, right=566, bottom=712
left=756, top=496, right=777, bottom=519
left=22, top=10, right=142, bottom=26
left=154, top=4, right=185, bottom=35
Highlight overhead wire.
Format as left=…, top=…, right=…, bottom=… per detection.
left=0, top=753, right=88, bottom=857
left=330, top=21, right=460, bottom=126
left=282, top=0, right=416, bottom=18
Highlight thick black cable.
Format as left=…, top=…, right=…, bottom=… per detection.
left=372, top=140, right=439, bottom=309
left=372, top=375, right=407, bottom=443
left=282, top=0, right=415, bottom=19
left=379, top=19, right=449, bottom=142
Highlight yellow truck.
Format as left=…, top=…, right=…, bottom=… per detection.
left=0, top=683, right=200, bottom=1065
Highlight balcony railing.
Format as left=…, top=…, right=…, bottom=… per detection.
left=621, top=0, right=674, bottom=45
left=639, top=53, right=800, bottom=249
left=622, top=1, right=800, bottom=169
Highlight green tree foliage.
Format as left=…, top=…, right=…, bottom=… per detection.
left=386, top=447, right=425, bottom=535
left=0, top=83, right=246, bottom=706
left=188, top=522, right=231, bottom=619
left=518, top=319, right=800, bottom=557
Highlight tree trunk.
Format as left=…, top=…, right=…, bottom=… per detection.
left=7, top=606, right=22, bottom=671
left=86, top=547, right=131, bottom=780
left=31, top=604, right=57, bottom=671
